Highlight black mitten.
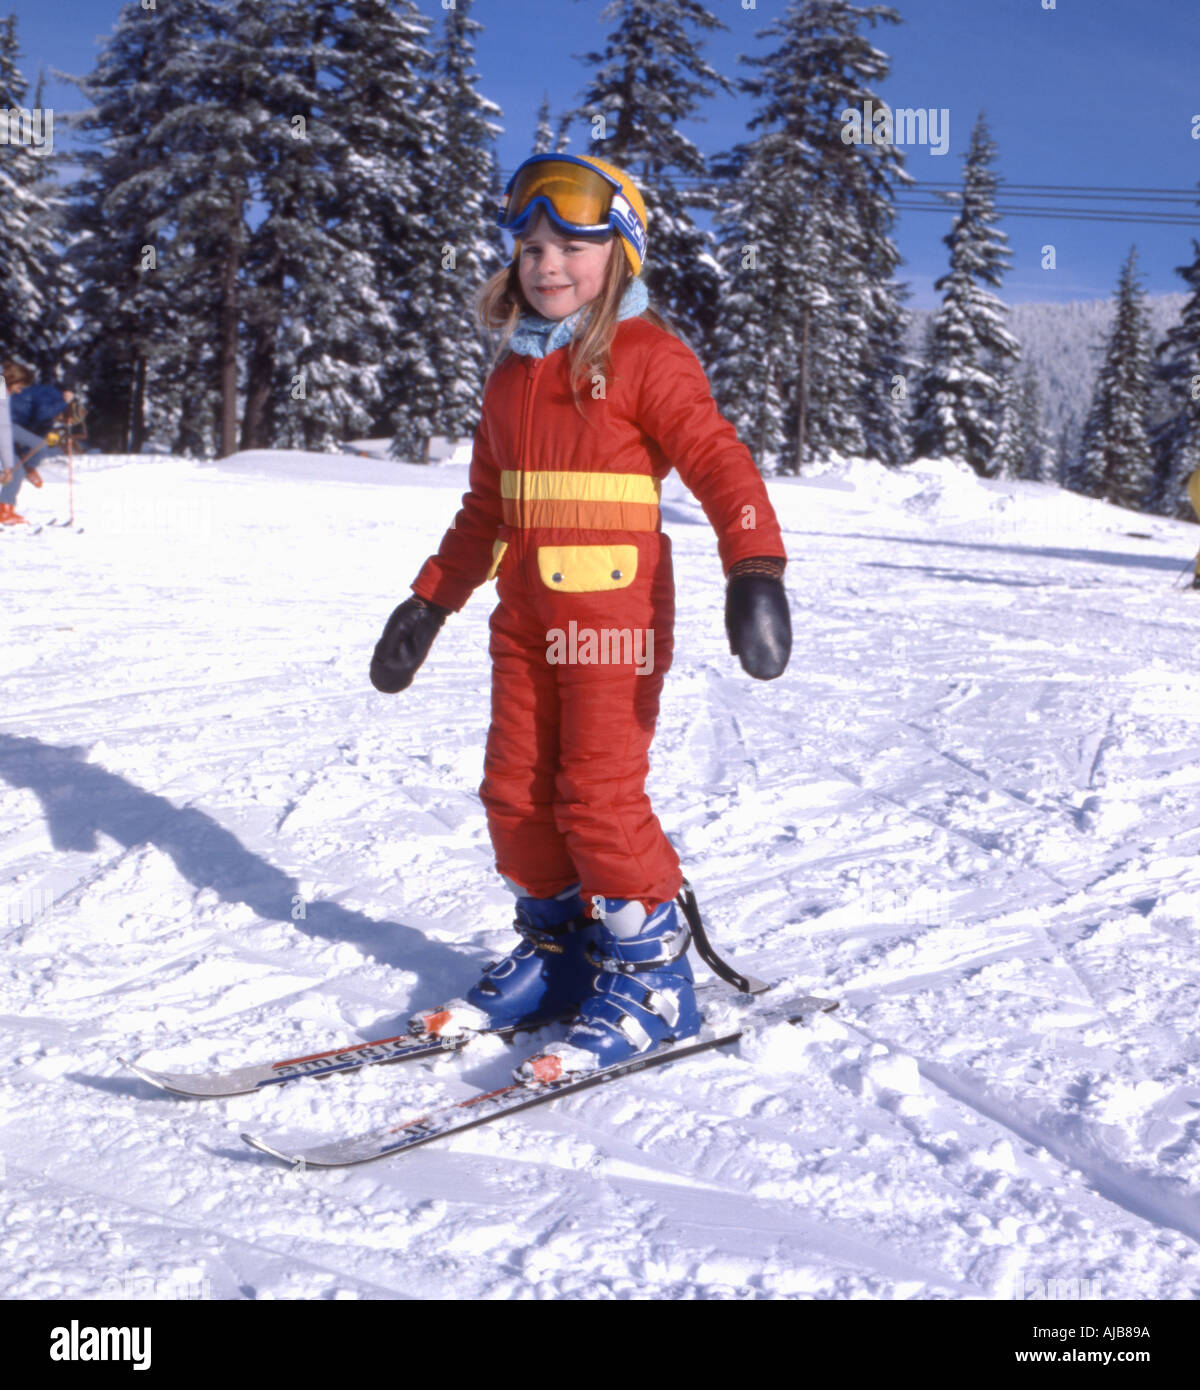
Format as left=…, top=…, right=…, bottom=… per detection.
left=370, top=596, right=449, bottom=693
left=724, top=558, right=791, bottom=680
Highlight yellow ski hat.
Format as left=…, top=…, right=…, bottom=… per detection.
left=501, top=152, right=649, bottom=275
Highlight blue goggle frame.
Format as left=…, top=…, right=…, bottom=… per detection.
left=498, top=154, right=647, bottom=263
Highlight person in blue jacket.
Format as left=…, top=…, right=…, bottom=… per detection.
left=0, top=361, right=74, bottom=524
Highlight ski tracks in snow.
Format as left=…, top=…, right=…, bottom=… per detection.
left=2, top=455, right=1200, bottom=1298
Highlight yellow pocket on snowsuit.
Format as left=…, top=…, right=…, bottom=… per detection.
left=536, top=544, right=638, bottom=593
left=486, top=539, right=508, bottom=581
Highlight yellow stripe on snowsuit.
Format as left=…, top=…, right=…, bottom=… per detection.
left=500, top=470, right=661, bottom=531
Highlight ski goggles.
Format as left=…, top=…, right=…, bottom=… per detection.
left=497, top=154, right=647, bottom=264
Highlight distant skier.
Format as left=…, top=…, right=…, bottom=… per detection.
left=0, top=361, right=73, bottom=525
left=0, top=361, right=34, bottom=524
left=370, top=154, right=791, bottom=1080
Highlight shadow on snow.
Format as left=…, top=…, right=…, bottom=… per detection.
left=0, top=733, right=471, bottom=988
left=805, top=530, right=1194, bottom=577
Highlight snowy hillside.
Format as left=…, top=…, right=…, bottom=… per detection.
left=3, top=449, right=1200, bottom=1300
left=907, top=293, right=1189, bottom=439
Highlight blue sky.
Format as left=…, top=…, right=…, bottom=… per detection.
left=14, top=0, right=1200, bottom=308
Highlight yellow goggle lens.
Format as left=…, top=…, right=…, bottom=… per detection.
left=502, top=160, right=616, bottom=230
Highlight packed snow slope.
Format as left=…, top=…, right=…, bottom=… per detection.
left=2, top=449, right=1200, bottom=1301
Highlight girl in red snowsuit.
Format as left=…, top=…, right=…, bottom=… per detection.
left=371, top=154, right=791, bottom=1080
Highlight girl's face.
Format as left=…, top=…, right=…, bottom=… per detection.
left=517, top=210, right=615, bottom=320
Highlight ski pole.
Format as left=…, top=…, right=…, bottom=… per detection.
left=676, top=878, right=771, bottom=995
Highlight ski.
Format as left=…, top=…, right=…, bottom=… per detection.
left=120, top=979, right=752, bottom=1099
left=242, top=993, right=839, bottom=1168
left=119, top=1020, right=530, bottom=1099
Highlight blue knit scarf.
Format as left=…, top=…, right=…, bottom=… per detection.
left=507, top=276, right=650, bottom=358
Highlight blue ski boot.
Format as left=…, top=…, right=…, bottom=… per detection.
left=410, top=884, right=600, bottom=1040
left=517, top=896, right=702, bottom=1082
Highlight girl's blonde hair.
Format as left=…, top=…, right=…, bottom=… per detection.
left=476, top=240, right=676, bottom=415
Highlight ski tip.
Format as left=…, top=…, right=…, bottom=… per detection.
left=119, top=1055, right=173, bottom=1093
left=241, top=1133, right=297, bottom=1165
left=119, top=1055, right=225, bottom=1098
left=242, top=1133, right=336, bottom=1169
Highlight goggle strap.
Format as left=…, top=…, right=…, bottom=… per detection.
left=608, top=193, right=647, bottom=262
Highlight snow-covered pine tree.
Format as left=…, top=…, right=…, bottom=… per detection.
left=710, top=1, right=910, bottom=472
left=301, top=0, right=437, bottom=455
left=860, top=267, right=915, bottom=468
left=65, top=0, right=209, bottom=452
left=916, top=311, right=937, bottom=378
left=222, top=0, right=398, bottom=454
left=237, top=0, right=352, bottom=451
left=69, top=0, right=456, bottom=456
left=0, top=17, right=67, bottom=374
left=847, top=99, right=914, bottom=469
left=23, top=67, right=75, bottom=379
left=1057, top=412, right=1080, bottom=489
left=1016, top=363, right=1053, bottom=482
left=389, top=0, right=503, bottom=461
left=155, top=0, right=273, bottom=457
left=237, top=0, right=399, bottom=452
left=1077, top=248, right=1154, bottom=509
left=564, top=0, right=732, bottom=355
left=989, top=358, right=1051, bottom=483
left=796, top=186, right=867, bottom=468
left=989, top=361, right=1025, bottom=481
left=910, top=113, right=1020, bottom=475
left=78, top=0, right=272, bottom=457
left=151, top=0, right=359, bottom=456
left=533, top=95, right=555, bottom=154
left=268, top=0, right=441, bottom=452
left=1146, top=238, right=1200, bottom=519
left=707, top=142, right=794, bottom=470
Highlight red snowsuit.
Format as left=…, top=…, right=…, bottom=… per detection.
left=411, top=316, right=786, bottom=909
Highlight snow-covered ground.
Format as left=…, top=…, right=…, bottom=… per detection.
left=2, top=448, right=1199, bottom=1301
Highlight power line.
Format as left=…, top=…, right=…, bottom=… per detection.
left=895, top=182, right=1200, bottom=226
left=502, top=172, right=1200, bottom=197
left=497, top=171, right=1200, bottom=227
left=920, top=181, right=1200, bottom=197
left=907, top=192, right=1198, bottom=206
left=897, top=203, right=1200, bottom=227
